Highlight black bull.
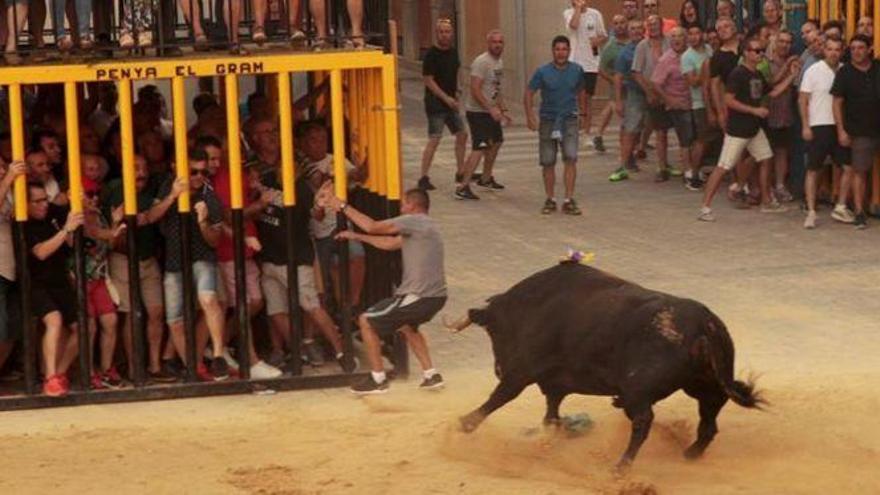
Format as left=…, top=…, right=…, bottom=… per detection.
left=446, top=262, right=764, bottom=467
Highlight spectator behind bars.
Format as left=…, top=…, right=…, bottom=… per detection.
left=148, top=149, right=230, bottom=382
left=26, top=150, right=66, bottom=205
left=0, top=159, right=26, bottom=375
left=24, top=181, right=85, bottom=397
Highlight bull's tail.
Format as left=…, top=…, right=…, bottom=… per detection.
left=704, top=313, right=766, bottom=410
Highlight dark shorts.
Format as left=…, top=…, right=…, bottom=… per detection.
left=466, top=111, right=503, bottom=150
left=807, top=125, right=849, bottom=170
left=766, top=126, right=792, bottom=149
left=0, top=276, right=17, bottom=342
left=583, top=72, right=599, bottom=95
left=364, top=294, right=446, bottom=335
left=648, top=105, right=673, bottom=131
left=849, top=136, right=879, bottom=172
left=668, top=109, right=695, bottom=148
left=426, top=110, right=465, bottom=138
left=32, top=279, right=78, bottom=326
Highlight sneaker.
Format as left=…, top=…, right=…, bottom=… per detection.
left=476, top=176, right=505, bottom=190
left=161, top=358, right=183, bottom=378
left=43, top=374, right=69, bottom=397
left=697, top=207, right=715, bottom=222
left=196, top=363, right=214, bottom=382
left=350, top=375, right=389, bottom=395
left=804, top=210, right=817, bottom=229
left=666, top=166, right=684, bottom=177
left=100, top=367, right=125, bottom=389
left=148, top=368, right=178, bottom=383
left=338, top=353, right=359, bottom=374
left=303, top=340, right=325, bottom=366
left=654, top=169, right=670, bottom=183
left=417, top=176, right=436, bottom=191
left=91, top=372, right=106, bottom=390
left=760, top=201, right=788, bottom=213
left=419, top=373, right=445, bottom=390
left=210, top=357, right=230, bottom=381
left=854, top=212, right=868, bottom=230
left=541, top=198, right=558, bottom=215
left=454, top=185, right=480, bottom=200
left=608, top=167, right=629, bottom=182
left=267, top=349, right=286, bottom=368
left=684, top=177, right=702, bottom=191
left=592, top=136, right=606, bottom=152
left=250, top=360, right=283, bottom=380
left=775, top=185, right=794, bottom=203
left=561, top=199, right=582, bottom=216
left=221, top=347, right=240, bottom=371
left=831, top=205, right=856, bottom=224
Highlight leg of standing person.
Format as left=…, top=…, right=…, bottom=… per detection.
left=308, top=0, right=327, bottom=42
left=28, top=0, right=45, bottom=48
left=5, top=1, right=28, bottom=56
left=74, top=0, right=93, bottom=47
left=346, top=0, right=363, bottom=46
left=178, top=0, right=206, bottom=43
left=287, top=0, right=305, bottom=40
left=251, top=0, right=267, bottom=43
left=224, top=0, right=243, bottom=46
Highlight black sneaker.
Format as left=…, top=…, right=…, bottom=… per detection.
left=161, top=358, right=183, bottom=378
left=417, top=176, right=436, bottom=191
left=625, top=154, right=641, bottom=172
left=419, top=373, right=445, bottom=390
left=685, top=176, right=702, bottom=191
left=592, top=136, right=606, bottom=152
left=541, top=198, right=558, bottom=215
left=454, top=185, right=480, bottom=200
left=148, top=368, right=178, bottom=383
left=654, top=169, right=670, bottom=183
left=210, top=357, right=230, bottom=381
left=476, top=176, right=505, bottom=191
left=350, top=375, right=389, bottom=395
left=562, top=199, right=582, bottom=216
left=854, top=213, right=868, bottom=230
left=338, top=353, right=358, bottom=374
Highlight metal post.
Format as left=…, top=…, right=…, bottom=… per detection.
left=9, top=84, right=36, bottom=395
left=118, top=79, right=146, bottom=387
left=224, top=73, right=251, bottom=379
left=278, top=71, right=302, bottom=375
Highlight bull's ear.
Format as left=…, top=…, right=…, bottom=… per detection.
left=468, top=307, right=491, bottom=327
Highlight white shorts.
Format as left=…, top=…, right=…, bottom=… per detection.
left=261, top=262, right=321, bottom=316
left=717, top=129, right=773, bottom=171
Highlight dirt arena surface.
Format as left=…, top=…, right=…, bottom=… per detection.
left=2, top=77, right=879, bottom=494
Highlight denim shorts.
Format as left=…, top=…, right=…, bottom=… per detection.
left=426, top=110, right=464, bottom=138
left=539, top=116, right=579, bottom=167
left=163, top=260, right=218, bottom=325
left=623, top=91, right=646, bottom=134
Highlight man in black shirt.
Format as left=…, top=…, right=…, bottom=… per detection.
left=24, top=182, right=84, bottom=397
left=831, top=34, right=877, bottom=230
left=252, top=167, right=356, bottom=373
left=418, top=18, right=467, bottom=191
left=699, top=36, right=799, bottom=221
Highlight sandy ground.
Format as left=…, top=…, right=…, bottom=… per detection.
left=2, top=76, right=880, bottom=494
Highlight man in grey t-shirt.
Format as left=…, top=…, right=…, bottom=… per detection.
left=320, top=185, right=447, bottom=395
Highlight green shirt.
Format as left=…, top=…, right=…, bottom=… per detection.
left=600, top=38, right=628, bottom=75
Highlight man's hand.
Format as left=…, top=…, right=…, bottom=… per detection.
left=2, top=160, right=26, bottom=184
left=112, top=223, right=127, bottom=238
left=194, top=201, right=208, bottom=223
left=335, top=230, right=358, bottom=241
left=526, top=114, right=538, bottom=131
left=259, top=188, right=278, bottom=207
left=752, top=107, right=769, bottom=119
left=802, top=127, right=814, bottom=141
left=111, top=205, right=125, bottom=224
left=445, top=96, right=460, bottom=112
left=64, top=211, right=85, bottom=233
left=489, top=106, right=503, bottom=122
left=170, top=177, right=187, bottom=198
left=245, top=236, right=262, bottom=252
left=838, top=129, right=851, bottom=147
left=316, top=181, right=344, bottom=211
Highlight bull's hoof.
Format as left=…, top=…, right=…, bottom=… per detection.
left=459, top=413, right=484, bottom=433
left=683, top=444, right=705, bottom=460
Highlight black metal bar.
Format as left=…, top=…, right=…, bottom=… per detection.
left=336, top=211, right=353, bottom=357
left=0, top=371, right=370, bottom=411
left=125, top=214, right=146, bottom=387
left=179, top=212, right=198, bottom=382
left=157, top=0, right=165, bottom=52
left=14, top=223, right=37, bottom=395
left=386, top=198, right=407, bottom=378
left=231, top=209, right=251, bottom=378
left=283, top=206, right=302, bottom=376
left=73, top=228, right=91, bottom=391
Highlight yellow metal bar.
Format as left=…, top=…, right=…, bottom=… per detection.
left=381, top=58, right=402, bottom=200
left=847, top=0, right=857, bottom=38
left=9, top=84, right=27, bottom=221
left=172, top=77, right=191, bottom=212
left=830, top=0, right=838, bottom=20
left=330, top=69, right=348, bottom=200
left=370, top=68, right=382, bottom=195
left=375, top=68, right=387, bottom=198
left=808, top=0, right=816, bottom=19
left=875, top=0, right=880, bottom=56
left=820, top=0, right=828, bottom=25
left=224, top=74, right=243, bottom=209
left=64, top=82, right=83, bottom=214
left=364, top=70, right=375, bottom=193
left=277, top=71, right=296, bottom=206
left=0, top=51, right=389, bottom=85
left=861, top=0, right=868, bottom=19
left=118, top=81, right=137, bottom=216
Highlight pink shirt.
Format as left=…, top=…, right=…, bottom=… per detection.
left=651, top=49, right=691, bottom=111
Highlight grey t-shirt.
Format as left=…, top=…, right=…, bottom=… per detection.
left=465, top=52, right=504, bottom=113
left=389, top=213, right=446, bottom=298
left=632, top=37, right=670, bottom=80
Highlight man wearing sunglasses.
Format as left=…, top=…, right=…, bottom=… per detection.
left=698, top=36, right=799, bottom=221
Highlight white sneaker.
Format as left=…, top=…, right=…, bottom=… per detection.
left=760, top=201, right=788, bottom=213
left=831, top=205, right=855, bottom=224
left=221, top=347, right=240, bottom=371
left=697, top=207, right=715, bottom=222
left=250, top=360, right=283, bottom=380
left=804, top=210, right=817, bottom=229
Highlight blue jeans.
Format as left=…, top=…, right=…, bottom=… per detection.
left=54, top=0, right=92, bottom=38
left=162, top=261, right=219, bottom=325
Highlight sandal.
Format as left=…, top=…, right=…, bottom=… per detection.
left=350, top=35, right=365, bottom=49
left=252, top=26, right=267, bottom=46
left=137, top=31, right=153, bottom=48
left=79, top=34, right=94, bottom=50
left=229, top=44, right=250, bottom=56
left=194, top=33, right=209, bottom=51
left=119, top=32, right=135, bottom=49
left=57, top=35, right=74, bottom=51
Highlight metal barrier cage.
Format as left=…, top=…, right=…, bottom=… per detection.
left=5, top=0, right=390, bottom=60
left=0, top=47, right=403, bottom=410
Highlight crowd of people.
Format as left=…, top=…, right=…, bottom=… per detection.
left=2, top=0, right=367, bottom=61
left=419, top=0, right=878, bottom=229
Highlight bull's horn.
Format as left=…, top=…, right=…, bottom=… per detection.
left=442, top=315, right=471, bottom=333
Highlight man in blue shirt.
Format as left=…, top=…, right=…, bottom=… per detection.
left=525, top=35, right=587, bottom=216
left=609, top=19, right=645, bottom=182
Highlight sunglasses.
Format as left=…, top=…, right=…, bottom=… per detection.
left=29, top=197, right=48, bottom=204
left=190, top=168, right=207, bottom=177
